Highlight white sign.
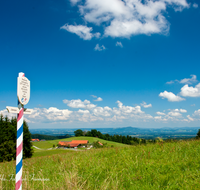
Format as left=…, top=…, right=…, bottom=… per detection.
left=17, top=76, right=30, bottom=105
left=6, top=106, right=33, bottom=115
left=6, top=106, right=19, bottom=114
left=24, top=108, right=33, bottom=114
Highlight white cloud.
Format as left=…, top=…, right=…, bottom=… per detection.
left=191, top=104, right=195, bottom=107
left=166, top=80, right=175, bottom=84
left=156, top=111, right=166, bottom=115
left=187, top=115, right=194, bottom=121
left=154, top=108, right=188, bottom=122
left=180, top=109, right=187, bottom=113
left=180, top=83, right=200, bottom=97
left=159, top=91, right=185, bottom=102
left=180, top=75, right=197, bottom=84
left=94, top=44, right=106, bottom=51
left=0, top=98, right=194, bottom=124
left=70, top=0, right=81, bottom=6
left=116, top=41, right=123, bottom=47
left=91, top=95, right=97, bottom=98
left=168, top=111, right=182, bottom=117
left=193, top=3, right=198, bottom=8
left=43, top=107, right=73, bottom=121
left=94, top=97, right=103, bottom=101
left=66, top=0, right=189, bottom=39
left=63, top=99, right=96, bottom=109
left=166, top=75, right=197, bottom=85
left=77, top=109, right=90, bottom=114
left=140, top=101, right=152, bottom=108
left=93, top=107, right=112, bottom=117
left=192, top=109, right=200, bottom=117
left=91, top=95, right=103, bottom=101
left=60, top=24, right=100, bottom=40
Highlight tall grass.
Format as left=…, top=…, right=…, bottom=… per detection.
left=1, top=139, right=200, bottom=189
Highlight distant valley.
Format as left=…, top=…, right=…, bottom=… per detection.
left=30, top=126, right=200, bottom=140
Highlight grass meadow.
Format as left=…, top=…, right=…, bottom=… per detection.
left=1, top=139, right=200, bottom=189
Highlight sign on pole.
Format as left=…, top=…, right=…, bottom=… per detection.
left=17, top=76, right=30, bottom=105
left=7, top=106, right=33, bottom=114
left=6, top=72, right=32, bottom=190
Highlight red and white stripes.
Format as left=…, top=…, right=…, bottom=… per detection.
left=16, top=72, right=24, bottom=190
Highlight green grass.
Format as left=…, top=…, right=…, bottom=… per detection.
left=32, top=149, right=75, bottom=157
left=1, top=139, right=200, bottom=189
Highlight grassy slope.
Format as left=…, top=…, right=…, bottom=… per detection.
left=32, top=137, right=127, bottom=158
left=32, top=149, right=75, bottom=158
left=1, top=139, right=200, bottom=189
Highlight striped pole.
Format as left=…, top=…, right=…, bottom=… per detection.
left=16, top=72, right=25, bottom=190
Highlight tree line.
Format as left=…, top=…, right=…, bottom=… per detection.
left=75, top=128, right=200, bottom=145
left=0, top=114, right=33, bottom=162
left=74, top=129, right=148, bottom=145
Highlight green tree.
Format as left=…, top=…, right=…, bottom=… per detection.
left=0, top=115, right=33, bottom=162
left=74, top=129, right=83, bottom=137
left=91, top=129, right=98, bottom=137
left=196, top=129, right=200, bottom=139
left=85, top=131, right=91, bottom=136
left=23, top=120, right=33, bottom=158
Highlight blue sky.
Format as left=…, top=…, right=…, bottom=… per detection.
left=0, top=0, right=200, bottom=129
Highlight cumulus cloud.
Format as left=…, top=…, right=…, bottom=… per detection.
left=60, top=24, right=100, bottom=40
left=168, top=111, right=182, bottom=117
left=1, top=99, right=194, bottom=124
left=154, top=108, right=188, bottom=122
left=77, top=109, right=90, bottom=114
left=91, top=95, right=103, bottom=101
left=116, top=41, right=123, bottom=47
left=193, top=3, right=198, bottom=8
left=180, top=83, right=200, bottom=97
left=180, top=109, right=187, bottom=113
left=166, top=75, right=197, bottom=85
left=187, top=115, right=194, bottom=121
left=180, top=75, right=197, bottom=84
left=156, top=111, right=166, bottom=115
left=140, top=101, right=152, bottom=108
left=94, top=44, right=106, bottom=51
left=63, top=0, right=189, bottom=39
left=159, top=91, right=185, bottom=102
left=63, top=99, right=96, bottom=109
left=94, top=97, right=103, bottom=101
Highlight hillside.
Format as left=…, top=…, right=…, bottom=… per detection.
left=33, top=136, right=127, bottom=149
left=32, top=137, right=127, bottom=157
left=1, top=139, right=200, bottom=189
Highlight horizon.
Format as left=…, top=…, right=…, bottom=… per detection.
left=1, top=0, right=200, bottom=129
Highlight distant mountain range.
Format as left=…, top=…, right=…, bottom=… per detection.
left=30, top=126, right=200, bottom=140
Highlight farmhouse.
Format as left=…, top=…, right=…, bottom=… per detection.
left=98, top=142, right=103, bottom=146
left=31, top=139, right=39, bottom=142
left=58, top=140, right=89, bottom=148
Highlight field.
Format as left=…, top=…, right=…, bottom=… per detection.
left=1, top=139, right=200, bottom=189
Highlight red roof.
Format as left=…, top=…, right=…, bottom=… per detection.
left=71, top=140, right=88, bottom=144
left=32, top=139, right=39, bottom=141
left=59, top=140, right=88, bottom=148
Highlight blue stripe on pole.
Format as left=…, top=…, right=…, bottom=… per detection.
left=17, top=124, right=23, bottom=139
left=16, top=159, right=22, bottom=174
